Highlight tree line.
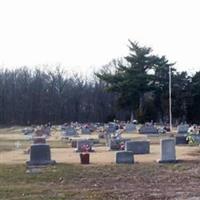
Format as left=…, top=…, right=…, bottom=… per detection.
left=0, top=40, right=200, bottom=125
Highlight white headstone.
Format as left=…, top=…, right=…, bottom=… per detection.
left=158, top=138, right=176, bottom=163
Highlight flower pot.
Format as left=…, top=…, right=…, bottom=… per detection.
left=80, top=153, right=90, bottom=164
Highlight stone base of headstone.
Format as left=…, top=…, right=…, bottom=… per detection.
left=157, top=159, right=177, bottom=163
left=27, top=144, right=56, bottom=166
left=116, top=151, right=134, bottom=164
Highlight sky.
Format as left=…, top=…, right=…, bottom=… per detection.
left=0, top=0, right=199, bottom=74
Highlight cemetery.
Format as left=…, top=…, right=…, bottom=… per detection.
left=1, top=123, right=200, bottom=199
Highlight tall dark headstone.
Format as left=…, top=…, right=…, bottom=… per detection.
left=27, top=144, right=56, bottom=166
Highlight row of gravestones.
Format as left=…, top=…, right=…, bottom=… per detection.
left=26, top=138, right=176, bottom=166
left=27, top=139, right=94, bottom=166
left=116, top=139, right=176, bottom=164
left=107, top=123, right=159, bottom=134
left=61, top=126, right=96, bottom=138
left=126, top=123, right=191, bottom=134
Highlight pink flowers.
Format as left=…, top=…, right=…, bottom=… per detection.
left=81, top=144, right=90, bottom=152
left=120, top=142, right=125, bottom=150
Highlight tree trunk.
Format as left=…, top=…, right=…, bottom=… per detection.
left=139, top=93, right=144, bottom=114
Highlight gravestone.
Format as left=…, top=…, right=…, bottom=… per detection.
left=125, top=140, right=150, bottom=154
left=33, top=137, right=46, bottom=144
left=125, top=123, right=136, bottom=132
left=71, top=140, right=77, bottom=148
left=116, top=151, right=134, bottom=164
left=139, top=124, right=158, bottom=134
left=76, top=140, right=94, bottom=152
left=27, top=144, right=56, bottom=166
left=158, top=138, right=176, bottom=163
left=22, top=127, right=34, bottom=135
left=106, top=122, right=117, bottom=133
left=62, top=126, right=77, bottom=137
left=176, top=135, right=188, bottom=145
left=177, top=123, right=189, bottom=134
left=43, top=126, right=51, bottom=136
left=81, top=127, right=91, bottom=134
left=109, top=139, right=128, bottom=150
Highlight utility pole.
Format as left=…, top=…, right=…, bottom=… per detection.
left=169, top=65, right=172, bottom=132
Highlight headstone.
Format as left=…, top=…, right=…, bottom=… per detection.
left=76, top=140, right=94, bottom=152
left=71, top=140, right=77, bottom=148
left=139, top=124, right=158, bottom=134
left=98, top=131, right=105, bottom=139
left=27, top=144, right=56, bottom=166
left=106, top=122, right=117, bottom=133
left=22, top=127, right=34, bottom=135
left=33, top=137, right=46, bottom=144
left=81, top=127, right=91, bottom=134
left=158, top=138, right=176, bottom=163
left=62, top=126, right=77, bottom=137
left=125, top=140, right=150, bottom=154
left=109, top=139, right=128, bottom=150
left=116, top=151, right=134, bottom=164
left=88, top=124, right=96, bottom=132
left=15, top=141, right=21, bottom=149
left=176, top=135, right=188, bottom=145
left=177, top=123, right=189, bottom=134
left=43, top=126, right=51, bottom=136
left=125, top=123, right=136, bottom=132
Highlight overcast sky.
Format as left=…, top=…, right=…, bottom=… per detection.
left=0, top=0, right=199, bottom=74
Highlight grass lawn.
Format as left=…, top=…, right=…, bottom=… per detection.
left=1, top=161, right=200, bottom=200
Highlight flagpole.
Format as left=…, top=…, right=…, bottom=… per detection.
left=169, top=65, right=172, bottom=132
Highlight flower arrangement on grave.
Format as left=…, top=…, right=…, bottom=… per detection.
left=119, top=142, right=125, bottom=150
left=80, top=144, right=90, bottom=153
left=186, top=127, right=200, bottom=146
left=80, top=144, right=90, bottom=164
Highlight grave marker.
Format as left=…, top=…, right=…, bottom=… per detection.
left=27, top=144, right=56, bottom=166
left=125, top=140, right=150, bottom=154
left=116, top=151, right=134, bottom=164
left=158, top=138, right=176, bottom=163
